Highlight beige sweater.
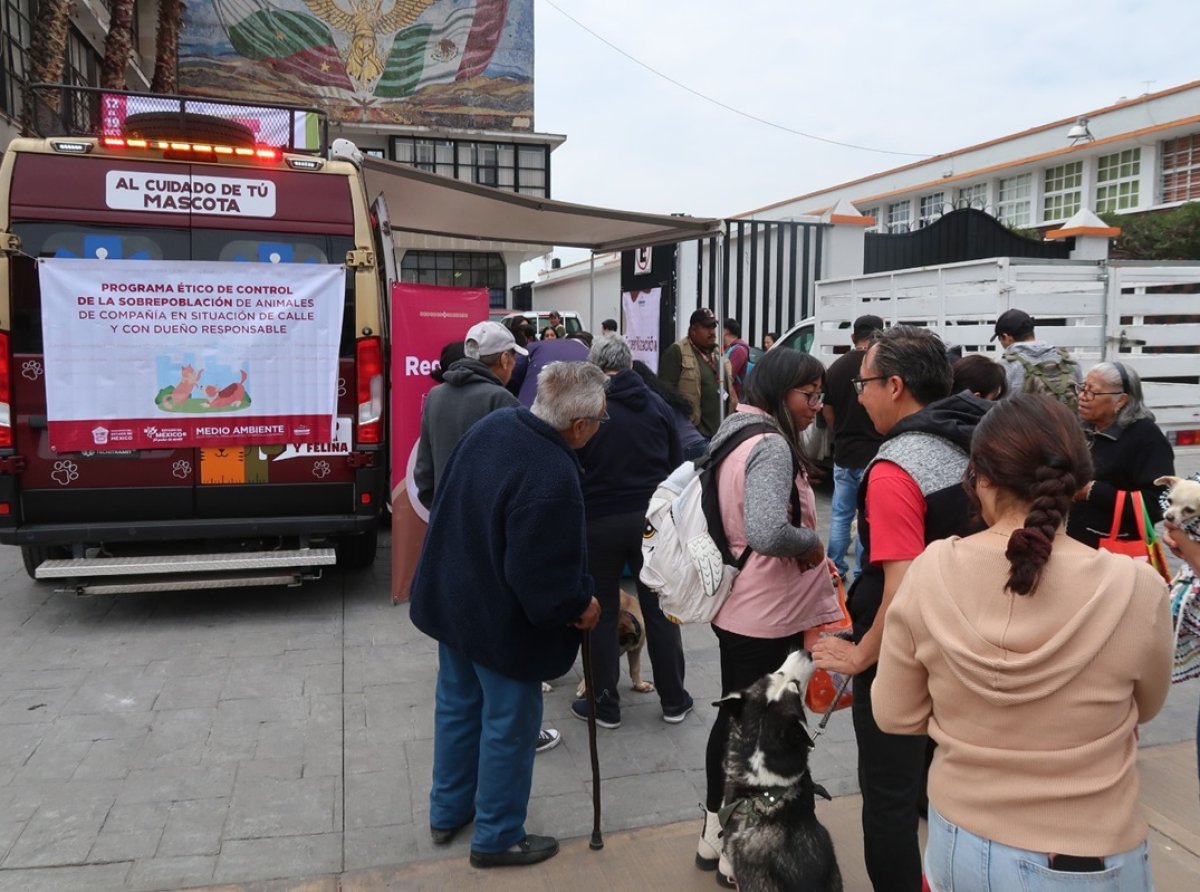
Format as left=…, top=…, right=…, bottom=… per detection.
left=874, top=530, right=1172, bottom=857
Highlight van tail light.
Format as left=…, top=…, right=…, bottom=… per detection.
left=0, top=332, right=11, bottom=449
left=355, top=336, right=383, bottom=445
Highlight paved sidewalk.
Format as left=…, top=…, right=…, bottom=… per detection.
left=0, top=470, right=1196, bottom=890
left=181, top=742, right=1200, bottom=891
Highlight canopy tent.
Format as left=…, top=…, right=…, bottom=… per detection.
left=361, top=156, right=722, bottom=253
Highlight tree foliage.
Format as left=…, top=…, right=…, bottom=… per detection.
left=1102, top=203, right=1200, bottom=261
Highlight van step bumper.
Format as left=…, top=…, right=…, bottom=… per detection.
left=36, top=548, right=336, bottom=594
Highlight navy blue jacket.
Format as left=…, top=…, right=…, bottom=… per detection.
left=576, top=369, right=682, bottom=520
left=409, top=407, right=594, bottom=681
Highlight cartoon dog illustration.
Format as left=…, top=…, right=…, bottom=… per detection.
left=162, top=364, right=202, bottom=409
left=204, top=370, right=248, bottom=409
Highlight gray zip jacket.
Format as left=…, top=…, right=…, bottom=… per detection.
left=708, top=408, right=820, bottom=557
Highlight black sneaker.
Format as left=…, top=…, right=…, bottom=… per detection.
left=469, top=834, right=560, bottom=868
left=570, top=697, right=620, bottom=729
left=535, top=728, right=562, bottom=753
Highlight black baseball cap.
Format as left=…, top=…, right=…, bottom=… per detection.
left=992, top=309, right=1035, bottom=341
left=689, top=307, right=718, bottom=327
left=852, top=314, right=885, bottom=341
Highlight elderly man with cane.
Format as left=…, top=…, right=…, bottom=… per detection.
left=410, top=361, right=605, bottom=868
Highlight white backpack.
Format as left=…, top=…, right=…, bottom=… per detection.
left=641, top=423, right=794, bottom=624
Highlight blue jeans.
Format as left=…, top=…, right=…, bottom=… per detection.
left=925, top=806, right=1153, bottom=891
left=827, top=464, right=865, bottom=579
left=430, top=642, right=542, bottom=853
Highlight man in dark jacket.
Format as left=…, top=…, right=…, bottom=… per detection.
left=414, top=320, right=524, bottom=509
left=410, top=362, right=604, bottom=869
left=571, top=334, right=692, bottom=729
left=812, top=325, right=991, bottom=892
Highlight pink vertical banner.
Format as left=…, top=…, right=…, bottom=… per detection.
left=389, top=283, right=489, bottom=603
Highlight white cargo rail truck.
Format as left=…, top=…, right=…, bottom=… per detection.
left=774, top=256, right=1200, bottom=455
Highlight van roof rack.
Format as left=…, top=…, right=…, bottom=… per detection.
left=23, top=84, right=328, bottom=156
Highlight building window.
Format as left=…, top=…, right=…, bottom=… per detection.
left=886, top=200, right=911, bottom=233
left=1160, top=133, right=1200, bottom=203
left=400, top=251, right=508, bottom=308
left=391, top=137, right=548, bottom=197
left=956, top=183, right=987, bottom=210
left=918, top=192, right=945, bottom=226
left=1096, top=148, right=1141, bottom=213
left=860, top=206, right=880, bottom=233
left=0, top=0, right=35, bottom=120
left=1043, top=161, right=1083, bottom=222
left=997, top=173, right=1032, bottom=227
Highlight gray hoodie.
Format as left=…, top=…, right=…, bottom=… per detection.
left=1000, top=339, right=1083, bottom=395
left=414, top=358, right=520, bottom=508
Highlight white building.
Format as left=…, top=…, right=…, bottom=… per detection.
left=743, top=80, right=1200, bottom=232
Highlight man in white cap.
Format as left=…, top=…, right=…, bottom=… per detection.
left=415, top=320, right=528, bottom=509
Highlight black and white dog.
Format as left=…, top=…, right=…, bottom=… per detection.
left=717, top=650, right=842, bottom=892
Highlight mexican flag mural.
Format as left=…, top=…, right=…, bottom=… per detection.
left=179, top=0, right=533, bottom=129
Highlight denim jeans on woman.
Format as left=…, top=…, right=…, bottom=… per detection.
left=925, top=806, right=1153, bottom=891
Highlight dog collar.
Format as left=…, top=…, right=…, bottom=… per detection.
left=620, top=609, right=643, bottom=643
left=717, top=776, right=832, bottom=831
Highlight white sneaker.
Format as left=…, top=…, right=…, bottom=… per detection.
left=535, top=728, right=562, bottom=753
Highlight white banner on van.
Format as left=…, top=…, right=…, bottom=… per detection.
left=38, top=258, right=345, bottom=452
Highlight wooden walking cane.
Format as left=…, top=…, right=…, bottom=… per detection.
left=580, top=631, right=604, bottom=850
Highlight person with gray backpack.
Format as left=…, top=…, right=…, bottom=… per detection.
left=992, top=309, right=1083, bottom=408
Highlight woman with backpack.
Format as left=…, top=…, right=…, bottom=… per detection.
left=695, top=347, right=845, bottom=888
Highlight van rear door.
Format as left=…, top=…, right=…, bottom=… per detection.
left=5, top=152, right=362, bottom=541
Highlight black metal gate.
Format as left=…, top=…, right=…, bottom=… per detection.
left=691, top=219, right=826, bottom=349
left=864, top=208, right=1071, bottom=273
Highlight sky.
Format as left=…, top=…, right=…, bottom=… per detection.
left=532, top=0, right=1200, bottom=239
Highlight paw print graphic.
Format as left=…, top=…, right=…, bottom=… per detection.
left=337, top=377, right=347, bottom=397
left=51, top=460, right=79, bottom=487
left=21, top=360, right=42, bottom=381
left=312, top=460, right=331, bottom=479
left=172, top=460, right=191, bottom=479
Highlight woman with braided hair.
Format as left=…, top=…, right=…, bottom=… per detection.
left=873, top=395, right=1172, bottom=890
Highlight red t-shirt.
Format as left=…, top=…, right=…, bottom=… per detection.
left=865, top=461, right=927, bottom=563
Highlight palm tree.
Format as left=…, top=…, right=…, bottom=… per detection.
left=19, top=0, right=72, bottom=132
left=100, top=0, right=138, bottom=89
left=151, top=0, right=186, bottom=93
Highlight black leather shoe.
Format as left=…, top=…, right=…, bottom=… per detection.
left=430, top=812, right=474, bottom=846
left=469, top=834, right=559, bottom=868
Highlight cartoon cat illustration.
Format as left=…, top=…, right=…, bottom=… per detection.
left=163, top=364, right=202, bottom=409
left=204, top=370, right=248, bottom=409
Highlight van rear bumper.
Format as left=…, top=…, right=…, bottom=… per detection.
left=0, top=513, right=378, bottom=547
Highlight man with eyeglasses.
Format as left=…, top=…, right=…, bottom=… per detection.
left=413, top=321, right=567, bottom=759
left=822, top=314, right=885, bottom=581
left=410, top=361, right=605, bottom=869
left=812, top=325, right=991, bottom=892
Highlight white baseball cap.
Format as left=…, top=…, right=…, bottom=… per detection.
left=464, top=320, right=528, bottom=359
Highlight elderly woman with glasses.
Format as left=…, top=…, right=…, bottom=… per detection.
left=695, top=347, right=844, bottom=886
left=1066, top=361, right=1175, bottom=549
